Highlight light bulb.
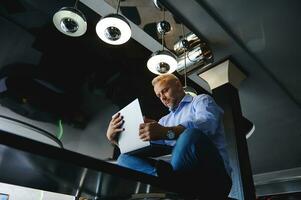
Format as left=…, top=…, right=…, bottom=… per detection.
left=96, top=14, right=131, bottom=45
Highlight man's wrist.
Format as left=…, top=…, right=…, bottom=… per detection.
left=165, top=125, right=185, bottom=140
left=166, top=128, right=176, bottom=140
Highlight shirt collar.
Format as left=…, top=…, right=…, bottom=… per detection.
left=169, top=94, right=193, bottom=112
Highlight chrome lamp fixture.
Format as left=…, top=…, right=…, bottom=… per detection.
left=96, top=0, right=131, bottom=45
left=181, top=25, right=197, bottom=97
left=183, top=46, right=198, bottom=97
left=152, top=0, right=164, bottom=10
left=53, top=0, right=87, bottom=37
left=147, top=10, right=177, bottom=75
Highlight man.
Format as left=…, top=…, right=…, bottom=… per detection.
left=106, top=74, right=232, bottom=198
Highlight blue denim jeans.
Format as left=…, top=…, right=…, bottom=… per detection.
left=117, top=128, right=232, bottom=198
left=117, top=128, right=225, bottom=176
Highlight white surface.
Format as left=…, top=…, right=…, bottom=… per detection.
left=0, top=182, right=74, bottom=200
left=198, top=59, right=246, bottom=89
left=116, top=99, right=149, bottom=153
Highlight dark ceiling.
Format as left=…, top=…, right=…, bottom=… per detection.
left=0, top=0, right=301, bottom=180
left=0, top=0, right=202, bottom=127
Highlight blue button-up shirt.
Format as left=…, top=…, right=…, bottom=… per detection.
left=154, top=94, right=231, bottom=175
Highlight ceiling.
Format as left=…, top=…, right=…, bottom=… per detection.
left=0, top=0, right=300, bottom=180
left=0, top=0, right=206, bottom=122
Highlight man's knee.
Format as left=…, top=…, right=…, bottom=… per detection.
left=171, top=128, right=220, bottom=170
left=116, top=153, right=132, bottom=167
left=177, top=128, right=211, bottom=147
left=116, top=153, right=125, bottom=165
left=116, top=153, right=157, bottom=176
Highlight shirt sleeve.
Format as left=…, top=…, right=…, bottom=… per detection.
left=180, top=94, right=223, bottom=135
left=158, top=117, right=163, bottom=125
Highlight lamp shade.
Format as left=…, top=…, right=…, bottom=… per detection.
left=96, top=14, right=131, bottom=45
left=147, top=50, right=178, bottom=75
left=53, top=7, right=87, bottom=37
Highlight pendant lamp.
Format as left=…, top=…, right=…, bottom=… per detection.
left=53, top=0, right=87, bottom=37
left=152, top=0, right=164, bottom=10
left=183, top=48, right=197, bottom=97
left=96, top=0, right=131, bottom=45
left=147, top=9, right=177, bottom=75
left=181, top=25, right=197, bottom=96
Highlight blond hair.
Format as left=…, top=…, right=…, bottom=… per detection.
left=151, top=74, right=180, bottom=87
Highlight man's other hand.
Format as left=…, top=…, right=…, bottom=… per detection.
left=139, top=122, right=167, bottom=141
left=106, top=113, right=124, bottom=145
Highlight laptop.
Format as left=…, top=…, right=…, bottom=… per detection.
left=115, top=98, right=172, bottom=157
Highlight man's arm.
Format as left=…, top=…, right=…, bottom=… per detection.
left=139, top=121, right=185, bottom=141
left=180, top=94, right=223, bottom=135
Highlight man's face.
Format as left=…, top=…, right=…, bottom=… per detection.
left=154, top=79, right=184, bottom=109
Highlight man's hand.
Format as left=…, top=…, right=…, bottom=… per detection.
left=106, top=113, right=124, bottom=145
left=139, top=121, right=168, bottom=141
